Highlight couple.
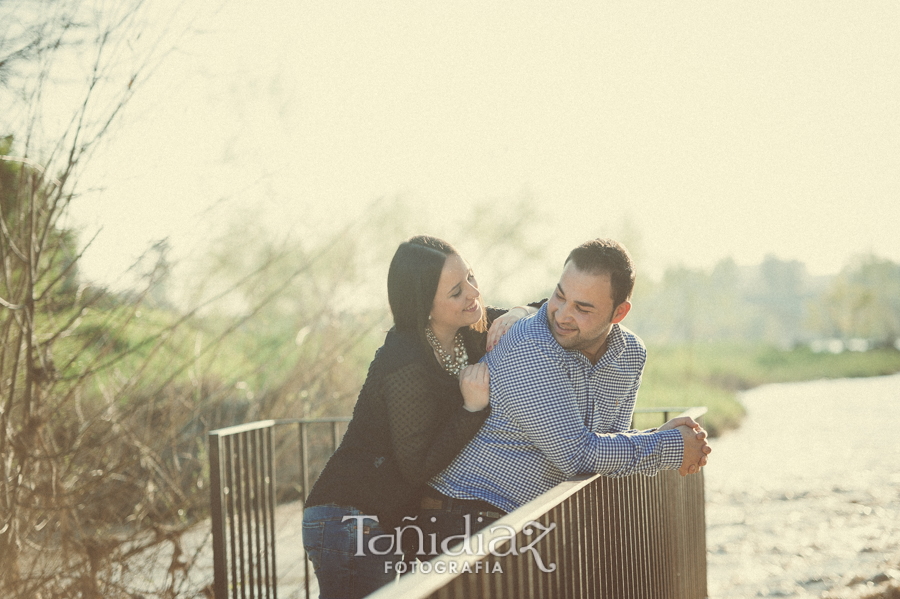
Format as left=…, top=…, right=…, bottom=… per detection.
left=302, top=235, right=711, bottom=599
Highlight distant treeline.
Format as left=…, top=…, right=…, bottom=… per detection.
left=626, top=255, right=900, bottom=350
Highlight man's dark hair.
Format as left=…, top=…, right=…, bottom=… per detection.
left=387, top=235, right=486, bottom=345
left=564, top=238, right=635, bottom=307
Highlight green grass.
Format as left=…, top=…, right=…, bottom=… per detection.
left=635, top=343, right=900, bottom=437
left=46, top=296, right=900, bottom=441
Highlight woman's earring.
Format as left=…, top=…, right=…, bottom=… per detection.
left=428, top=315, right=432, bottom=320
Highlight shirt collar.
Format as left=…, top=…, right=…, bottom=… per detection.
left=598, top=323, right=626, bottom=366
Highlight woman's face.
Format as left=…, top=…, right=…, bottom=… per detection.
left=429, top=253, right=483, bottom=335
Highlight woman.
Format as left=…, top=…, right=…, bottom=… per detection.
left=302, top=235, right=534, bottom=599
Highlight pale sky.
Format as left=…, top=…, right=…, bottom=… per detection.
left=68, top=1, right=900, bottom=289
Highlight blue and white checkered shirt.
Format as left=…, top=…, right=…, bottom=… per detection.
left=429, top=303, right=683, bottom=513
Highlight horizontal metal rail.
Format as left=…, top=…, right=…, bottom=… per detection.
left=632, top=405, right=706, bottom=428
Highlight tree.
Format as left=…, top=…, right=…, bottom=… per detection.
left=752, top=255, right=808, bottom=346
left=1, top=127, right=394, bottom=596
left=812, top=255, right=900, bottom=345
left=0, top=2, right=246, bottom=596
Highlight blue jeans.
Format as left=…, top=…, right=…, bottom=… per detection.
left=302, top=505, right=399, bottom=599
left=415, top=489, right=505, bottom=554
left=416, top=509, right=503, bottom=555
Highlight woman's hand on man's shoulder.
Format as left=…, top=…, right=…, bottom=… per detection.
left=486, top=306, right=536, bottom=352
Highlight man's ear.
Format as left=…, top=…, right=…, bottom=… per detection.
left=611, top=301, right=631, bottom=324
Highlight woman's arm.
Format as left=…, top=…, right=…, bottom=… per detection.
left=486, top=303, right=541, bottom=352
left=383, top=361, right=489, bottom=489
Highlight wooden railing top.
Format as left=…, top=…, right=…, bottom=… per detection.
left=366, top=472, right=602, bottom=599
left=368, top=405, right=709, bottom=599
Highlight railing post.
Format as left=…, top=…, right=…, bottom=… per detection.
left=226, top=435, right=239, bottom=599
left=299, top=422, right=310, bottom=501
left=299, top=422, right=310, bottom=599
left=209, top=432, right=228, bottom=599
left=264, top=427, right=277, bottom=599
left=249, top=430, right=262, bottom=597
left=332, top=420, right=341, bottom=451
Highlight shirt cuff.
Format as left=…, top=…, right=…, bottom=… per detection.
left=459, top=403, right=491, bottom=418
left=658, top=429, right=683, bottom=470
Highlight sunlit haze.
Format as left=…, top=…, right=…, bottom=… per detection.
left=66, top=1, right=900, bottom=290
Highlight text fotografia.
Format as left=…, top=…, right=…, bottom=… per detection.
left=386, top=560, right=504, bottom=575
left=342, top=514, right=557, bottom=573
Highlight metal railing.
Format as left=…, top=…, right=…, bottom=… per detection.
left=208, top=417, right=350, bottom=599
left=632, top=406, right=697, bottom=428
left=209, top=421, right=277, bottom=599
left=208, top=408, right=707, bottom=599
left=372, top=407, right=708, bottom=599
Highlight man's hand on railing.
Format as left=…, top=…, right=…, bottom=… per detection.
left=659, top=416, right=712, bottom=476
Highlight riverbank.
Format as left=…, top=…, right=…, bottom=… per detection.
left=705, top=373, right=900, bottom=598
left=637, top=344, right=900, bottom=437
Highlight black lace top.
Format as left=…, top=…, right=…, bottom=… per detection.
left=304, top=307, right=506, bottom=528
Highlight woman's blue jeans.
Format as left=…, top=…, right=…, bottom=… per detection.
left=302, top=504, right=399, bottom=599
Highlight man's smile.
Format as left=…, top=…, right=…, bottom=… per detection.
left=551, top=317, right=577, bottom=336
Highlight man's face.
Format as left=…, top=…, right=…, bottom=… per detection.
left=546, top=262, right=630, bottom=361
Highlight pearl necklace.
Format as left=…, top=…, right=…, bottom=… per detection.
left=425, top=328, right=468, bottom=377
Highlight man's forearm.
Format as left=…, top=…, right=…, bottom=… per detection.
left=587, top=428, right=683, bottom=477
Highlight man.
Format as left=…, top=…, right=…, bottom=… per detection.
left=421, top=238, right=710, bottom=530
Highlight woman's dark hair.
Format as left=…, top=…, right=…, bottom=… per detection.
left=387, top=235, right=486, bottom=346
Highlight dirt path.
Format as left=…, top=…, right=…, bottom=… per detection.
left=704, top=373, right=900, bottom=598
left=171, top=499, right=314, bottom=599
